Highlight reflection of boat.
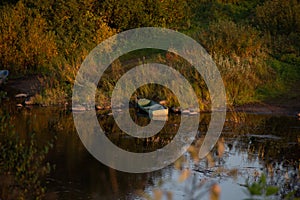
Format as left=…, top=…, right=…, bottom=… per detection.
left=181, top=109, right=199, bottom=116
left=72, top=105, right=86, bottom=112
left=0, top=70, right=9, bottom=85
left=137, top=98, right=168, bottom=116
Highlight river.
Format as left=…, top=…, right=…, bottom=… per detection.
left=0, top=102, right=299, bottom=199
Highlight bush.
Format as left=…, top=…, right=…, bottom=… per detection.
left=0, top=2, right=57, bottom=75
left=255, top=0, right=300, bottom=36
left=255, top=0, right=300, bottom=56
left=101, top=0, right=192, bottom=30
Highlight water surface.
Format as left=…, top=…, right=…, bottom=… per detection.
left=0, top=102, right=299, bottom=199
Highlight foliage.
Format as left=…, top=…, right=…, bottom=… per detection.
left=0, top=91, right=7, bottom=103
left=256, top=58, right=300, bottom=98
left=198, top=19, right=272, bottom=104
left=26, top=0, right=117, bottom=86
left=244, top=173, right=279, bottom=199
left=101, top=0, right=192, bottom=30
left=33, top=86, right=67, bottom=106
left=0, top=0, right=299, bottom=106
left=190, top=0, right=263, bottom=28
left=0, top=0, right=117, bottom=104
left=0, top=1, right=57, bottom=75
left=255, top=0, right=300, bottom=57
left=255, top=0, right=300, bottom=36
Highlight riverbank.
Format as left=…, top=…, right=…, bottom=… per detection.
left=235, top=81, right=300, bottom=116
left=2, top=75, right=299, bottom=117
left=234, top=102, right=300, bottom=116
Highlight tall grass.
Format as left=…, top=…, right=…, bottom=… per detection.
left=197, top=19, right=273, bottom=105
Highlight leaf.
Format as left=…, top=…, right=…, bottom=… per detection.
left=248, top=182, right=263, bottom=196
left=206, top=153, right=215, bottom=168
left=227, top=168, right=238, bottom=178
left=217, top=138, right=225, bottom=158
left=284, top=191, right=296, bottom=199
left=210, top=184, right=221, bottom=200
left=259, top=173, right=266, bottom=185
left=153, top=189, right=163, bottom=200
left=136, top=189, right=152, bottom=200
left=178, top=169, right=190, bottom=183
left=166, top=191, right=172, bottom=200
left=187, top=145, right=199, bottom=163
left=266, top=186, right=279, bottom=196
left=174, top=156, right=185, bottom=170
left=44, top=146, right=49, bottom=154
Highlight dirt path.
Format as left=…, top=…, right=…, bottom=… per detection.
left=3, top=75, right=45, bottom=96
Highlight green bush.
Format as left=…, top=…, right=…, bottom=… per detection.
left=101, top=0, right=192, bottom=30
left=256, top=0, right=300, bottom=36
left=245, top=173, right=279, bottom=199
left=255, top=0, right=300, bottom=56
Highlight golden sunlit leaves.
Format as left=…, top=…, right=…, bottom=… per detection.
left=136, top=189, right=152, bottom=200
left=187, top=145, right=200, bottom=163
left=187, top=137, right=227, bottom=169
left=153, top=189, right=163, bottom=200
left=210, top=184, right=221, bottom=200
left=217, top=137, right=225, bottom=158
left=206, top=153, right=215, bottom=168
left=178, top=169, right=191, bottom=183
left=226, top=169, right=238, bottom=180
left=197, top=19, right=272, bottom=105
left=0, top=2, right=57, bottom=74
left=174, top=156, right=186, bottom=170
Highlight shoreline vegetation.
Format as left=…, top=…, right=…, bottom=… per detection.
left=0, top=0, right=299, bottom=113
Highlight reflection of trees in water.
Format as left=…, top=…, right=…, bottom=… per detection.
left=1, top=104, right=299, bottom=198
left=220, top=113, right=300, bottom=198
left=172, top=112, right=300, bottom=199
left=39, top=110, right=300, bottom=198
left=98, top=112, right=180, bottom=153
left=98, top=112, right=212, bottom=153
left=99, top=110, right=298, bottom=166
left=245, top=138, right=299, bottom=198
left=37, top=109, right=168, bottom=199
left=0, top=112, right=55, bottom=200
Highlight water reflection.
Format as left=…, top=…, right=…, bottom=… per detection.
left=0, top=103, right=299, bottom=199
left=0, top=110, right=55, bottom=200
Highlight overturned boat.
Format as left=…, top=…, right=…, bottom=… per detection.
left=137, top=98, right=168, bottom=117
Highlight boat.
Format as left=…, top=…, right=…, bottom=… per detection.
left=137, top=98, right=168, bottom=116
left=0, top=70, right=9, bottom=85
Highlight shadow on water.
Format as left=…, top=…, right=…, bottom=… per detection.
left=0, top=101, right=299, bottom=199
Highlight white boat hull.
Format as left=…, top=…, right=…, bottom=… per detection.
left=138, top=98, right=169, bottom=117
